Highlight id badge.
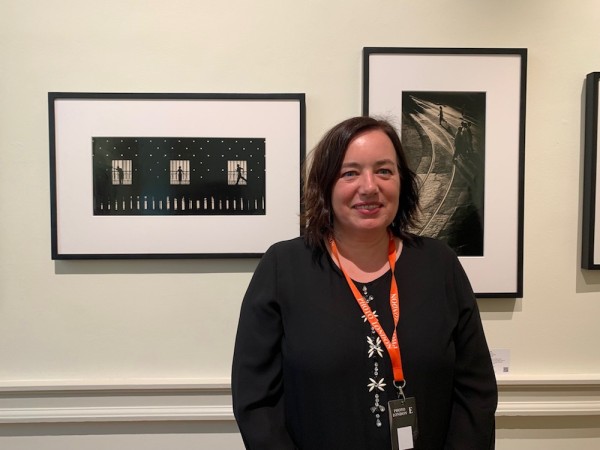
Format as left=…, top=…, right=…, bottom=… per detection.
left=388, top=397, right=418, bottom=450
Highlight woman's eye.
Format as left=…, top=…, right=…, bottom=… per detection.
left=340, top=171, right=357, bottom=178
left=378, top=168, right=393, bottom=175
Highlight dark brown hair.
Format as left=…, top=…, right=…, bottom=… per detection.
left=302, top=116, right=419, bottom=252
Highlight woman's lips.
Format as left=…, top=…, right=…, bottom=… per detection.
left=353, top=203, right=383, bottom=212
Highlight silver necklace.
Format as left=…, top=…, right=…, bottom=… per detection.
left=361, top=284, right=386, bottom=428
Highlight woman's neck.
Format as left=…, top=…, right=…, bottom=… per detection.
left=330, top=229, right=395, bottom=283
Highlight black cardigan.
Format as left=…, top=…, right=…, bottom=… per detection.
left=232, top=236, right=497, bottom=449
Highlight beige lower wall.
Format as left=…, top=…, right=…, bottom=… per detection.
left=497, top=417, right=600, bottom=450
left=1, top=378, right=599, bottom=449
left=0, top=422, right=244, bottom=450
left=1, top=419, right=600, bottom=450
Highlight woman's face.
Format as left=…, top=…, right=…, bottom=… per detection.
left=331, top=129, right=401, bottom=239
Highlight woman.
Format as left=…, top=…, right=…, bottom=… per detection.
left=232, top=116, right=497, bottom=449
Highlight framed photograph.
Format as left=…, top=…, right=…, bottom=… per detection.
left=583, top=72, right=600, bottom=269
left=49, top=92, right=305, bottom=259
left=363, top=48, right=527, bottom=297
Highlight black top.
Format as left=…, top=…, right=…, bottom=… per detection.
left=232, top=236, right=497, bottom=450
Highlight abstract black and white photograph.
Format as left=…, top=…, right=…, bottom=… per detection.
left=49, top=92, right=305, bottom=259
left=364, top=47, right=526, bottom=297
left=401, top=91, right=486, bottom=256
left=92, top=136, right=266, bottom=216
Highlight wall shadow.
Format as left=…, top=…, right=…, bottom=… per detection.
left=54, top=258, right=259, bottom=275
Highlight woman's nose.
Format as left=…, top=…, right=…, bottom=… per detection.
left=358, top=172, right=377, bottom=194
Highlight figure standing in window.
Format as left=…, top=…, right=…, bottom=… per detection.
left=236, top=164, right=248, bottom=185
left=116, top=166, right=124, bottom=184
left=177, top=166, right=183, bottom=184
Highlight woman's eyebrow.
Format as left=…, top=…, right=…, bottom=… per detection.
left=341, top=159, right=396, bottom=167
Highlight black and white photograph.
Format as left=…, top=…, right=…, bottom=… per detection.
left=49, top=92, right=305, bottom=259
left=92, top=136, right=266, bottom=216
left=363, top=47, right=526, bottom=297
left=402, top=91, right=486, bottom=256
left=583, top=72, right=600, bottom=269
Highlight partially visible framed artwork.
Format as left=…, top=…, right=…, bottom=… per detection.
left=49, top=92, right=305, bottom=259
left=583, top=72, right=600, bottom=269
left=363, top=47, right=527, bottom=297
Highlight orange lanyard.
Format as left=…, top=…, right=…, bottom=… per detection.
left=330, top=235, right=405, bottom=384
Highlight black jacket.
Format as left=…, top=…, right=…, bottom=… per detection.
left=232, top=237, right=497, bottom=449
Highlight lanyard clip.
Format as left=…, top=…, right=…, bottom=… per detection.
left=393, top=380, right=406, bottom=401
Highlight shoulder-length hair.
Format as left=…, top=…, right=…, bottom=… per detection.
left=302, top=116, right=420, bottom=253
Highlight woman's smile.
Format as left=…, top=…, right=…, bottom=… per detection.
left=353, top=202, right=383, bottom=212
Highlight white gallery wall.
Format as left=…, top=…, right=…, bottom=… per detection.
left=1, top=0, right=600, bottom=448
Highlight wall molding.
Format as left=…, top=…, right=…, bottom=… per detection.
left=0, top=405, right=232, bottom=423
left=496, top=374, right=600, bottom=416
left=1, top=376, right=599, bottom=424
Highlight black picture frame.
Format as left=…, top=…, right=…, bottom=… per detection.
left=49, top=92, right=306, bottom=259
left=363, top=47, right=527, bottom=297
left=583, top=73, right=600, bottom=269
